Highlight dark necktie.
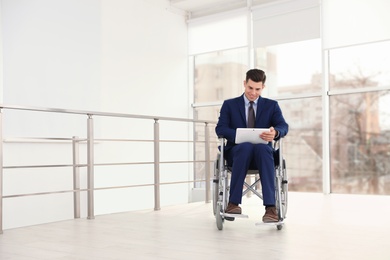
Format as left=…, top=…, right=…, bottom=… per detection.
left=248, top=101, right=255, bottom=128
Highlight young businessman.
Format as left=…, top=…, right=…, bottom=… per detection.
left=215, top=69, right=289, bottom=222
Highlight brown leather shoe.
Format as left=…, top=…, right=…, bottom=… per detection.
left=262, top=206, right=279, bottom=223
left=225, top=203, right=242, bottom=214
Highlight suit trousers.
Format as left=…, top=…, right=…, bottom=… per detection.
left=226, top=142, right=275, bottom=206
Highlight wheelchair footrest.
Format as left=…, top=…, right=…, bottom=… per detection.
left=255, top=220, right=284, bottom=226
left=222, top=213, right=249, bottom=219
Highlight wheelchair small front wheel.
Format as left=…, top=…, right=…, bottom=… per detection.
left=216, top=204, right=224, bottom=230
left=277, top=224, right=283, bottom=230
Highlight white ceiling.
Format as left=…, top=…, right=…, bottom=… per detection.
left=169, top=0, right=281, bottom=18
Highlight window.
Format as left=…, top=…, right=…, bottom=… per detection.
left=329, top=40, right=390, bottom=194
left=329, top=41, right=390, bottom=91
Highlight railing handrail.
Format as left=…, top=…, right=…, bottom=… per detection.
left=0, top=104, right=217, bottom=124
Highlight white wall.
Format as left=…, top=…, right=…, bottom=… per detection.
left=1, top=0, right=190, bottom=229
left=97, top=0, right=191, bottom=217
left=2, top=0, right=101, bottom=110
left=100, top=0, right=189, bottom=118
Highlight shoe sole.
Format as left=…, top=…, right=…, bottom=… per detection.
left=225, top=211, right=241, bottom=214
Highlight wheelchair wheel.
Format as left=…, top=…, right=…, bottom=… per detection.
left=216, top=203, right=224, bottom=230
left=280, top=159, right=288, bottom=218
left=275, top=159, right=288, bottom=224
left=212, top=157, right=220, bottom=216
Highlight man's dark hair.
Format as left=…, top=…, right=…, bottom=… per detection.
left=246, top=69, right=266, bottom=84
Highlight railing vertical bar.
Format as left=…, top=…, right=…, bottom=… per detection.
left=204, top=123, right=211, bottom=203
left=154, top=119, right=161, bottom=210
left=72, top=136, right=80, bottom=219
left=87, top=115, right=95, bottom=219
left=0, top=110, right=3, bottom=234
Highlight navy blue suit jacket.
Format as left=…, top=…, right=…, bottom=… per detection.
left=215, top=94, right=289, bottom=153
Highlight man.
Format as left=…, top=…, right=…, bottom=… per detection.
left=215, top=69, right=288, bottom=223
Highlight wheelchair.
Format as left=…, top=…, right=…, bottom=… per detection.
left=212, top=137, right=288, bottom=230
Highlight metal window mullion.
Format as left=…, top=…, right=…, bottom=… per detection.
left=322, top=48, right=331, bottom=194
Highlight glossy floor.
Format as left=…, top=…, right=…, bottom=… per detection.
left=1, top=192, right=390, bottom=260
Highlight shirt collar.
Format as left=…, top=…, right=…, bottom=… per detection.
left=243, top=94, right=259, bottom=106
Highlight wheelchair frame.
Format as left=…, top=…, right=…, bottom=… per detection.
left=212, top=137, right=288, bottom=230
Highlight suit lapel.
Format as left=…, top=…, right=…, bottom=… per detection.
left=237, top=95, right=246, bottom=126
left=255, top=97, right=265, bottom=126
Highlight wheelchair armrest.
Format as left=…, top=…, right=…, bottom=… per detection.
left=217, top=136, right=226, bottom=151
left=273, top=137, right=284, bottom=168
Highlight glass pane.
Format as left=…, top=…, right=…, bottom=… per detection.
left=329, top=41, right=390, bottom=90
left=193, top=47, right=248, bottom=103
left=255, top=39, right=322, bottom=96
left=330, top=91, right=390, bottom=194
left=279, top=97, right=323, bottom=192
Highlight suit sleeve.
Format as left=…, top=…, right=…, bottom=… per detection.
left=215, top=101, right=237, bottom=143
left=271, top=102, right=289, bottom=140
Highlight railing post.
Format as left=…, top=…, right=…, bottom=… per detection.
left=72, top=136, right=80, bottom=219
left=87, top=115, right=95, bottom=219
left=205, top=122, right=211, bottom=203
left=154, top=119, right=160, bottom=210
left=0, top=110, right=3, bottom=234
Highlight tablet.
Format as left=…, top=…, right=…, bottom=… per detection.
left=235, top=128, right=270, bottom=144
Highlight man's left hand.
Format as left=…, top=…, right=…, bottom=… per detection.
left=260, top=126, right=276, bottom=142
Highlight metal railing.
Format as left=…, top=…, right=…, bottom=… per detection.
left=0, top=104, right=217, bottom=234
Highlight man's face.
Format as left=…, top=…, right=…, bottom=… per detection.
left=243, top=79, right=264, bottom=101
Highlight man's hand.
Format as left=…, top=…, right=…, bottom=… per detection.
left=260, top=127, right=276, bottom=142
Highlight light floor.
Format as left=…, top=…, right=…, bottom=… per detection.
left=1, top=192, right=390, bottom=260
